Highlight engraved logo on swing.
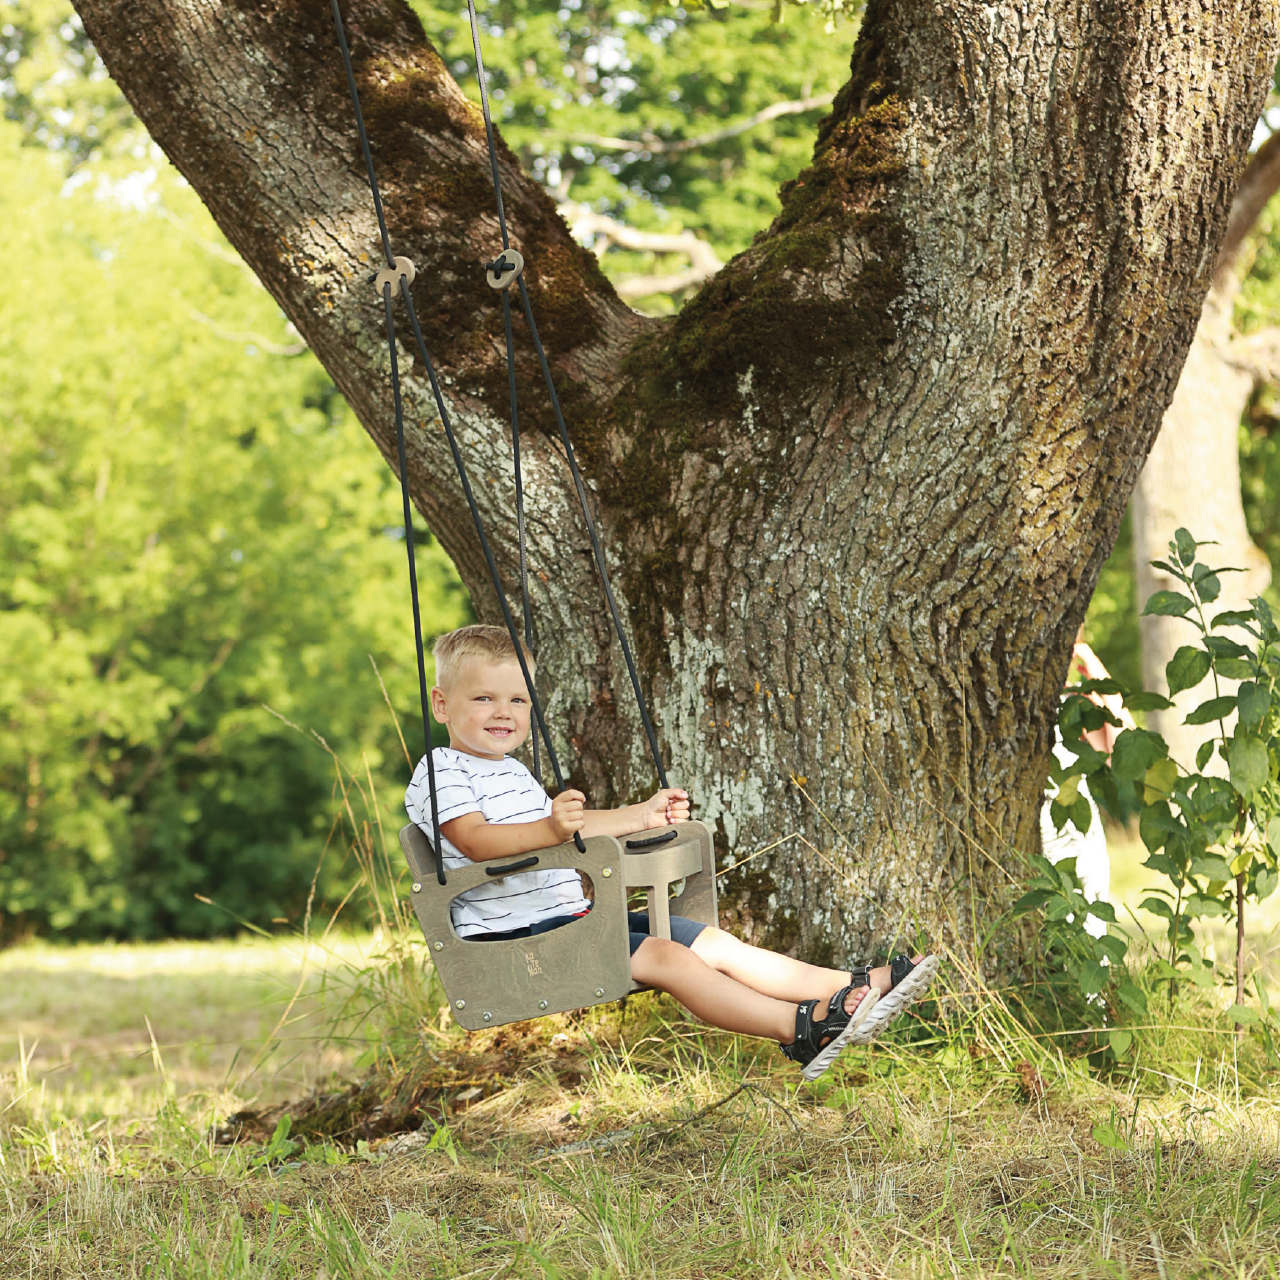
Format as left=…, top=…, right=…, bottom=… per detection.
left=524, top=950, right=543, bottom=976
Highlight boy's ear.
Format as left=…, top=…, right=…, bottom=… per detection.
left=429, top=685, right=448, bottom=721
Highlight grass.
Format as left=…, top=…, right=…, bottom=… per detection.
left=5, top=921, right=1280, bottom=1278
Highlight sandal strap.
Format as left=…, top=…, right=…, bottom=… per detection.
left=849, top=963, right=873, bottom=990
left=781, top=998, right=820, bottom=1064
left=888, top=954, right=915, bottom=989
left=781, top=986, right=858, bottom=1065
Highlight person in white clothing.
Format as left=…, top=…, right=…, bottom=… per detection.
left=405, top=625, right=939, bottom=1080
left=1040, top=639, right=1134, bottom=936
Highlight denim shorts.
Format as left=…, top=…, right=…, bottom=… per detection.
left=474, top=909, right=706, bottom=956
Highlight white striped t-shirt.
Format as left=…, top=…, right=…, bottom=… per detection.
left=405, top=747, right=590, bottom=939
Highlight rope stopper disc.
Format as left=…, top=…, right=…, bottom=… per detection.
left=486, top=248, right=524, bottom=290
left=374, top=255, right=417, bottom=300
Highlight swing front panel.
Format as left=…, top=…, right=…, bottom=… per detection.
left=401, top=824, right=631, bottom=1031
left=400, top=820, right=720, bottom=1029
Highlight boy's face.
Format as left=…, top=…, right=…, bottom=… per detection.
left=431, top=657, right=532, bottom=760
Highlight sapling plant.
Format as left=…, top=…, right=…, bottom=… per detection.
left=1051, top=530, right=1280, bottom=1029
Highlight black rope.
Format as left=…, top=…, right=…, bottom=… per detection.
left=330, top=0, right=443, bottom=884
left=464, top=0, right=670, bottom=789
left=503, top=287, right=541, bottom=783
left=329, top=0, right=583, bottom=869
left=396, top=285, right=584, bottom=851
left=515, top=278, right=670, bottom=789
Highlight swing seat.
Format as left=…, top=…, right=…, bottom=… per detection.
left=399, top=820, right=718, bottom=1031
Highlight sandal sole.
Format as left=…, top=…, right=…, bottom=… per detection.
left=849, top=954, right=940, bottom=1046
left=801, top=987, right=881, bottom=1082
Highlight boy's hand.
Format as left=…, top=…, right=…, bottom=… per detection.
left=550, top=789, right=586, bottom=842
left=641, top=787, right=690, bottom=828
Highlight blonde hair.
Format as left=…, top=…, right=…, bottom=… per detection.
left=432, top=624, right=535, bottom=689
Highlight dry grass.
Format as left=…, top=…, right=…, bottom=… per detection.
left=5, top=931, right=1280, bottom=1278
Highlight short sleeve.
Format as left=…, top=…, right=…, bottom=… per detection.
left=405, top=753, right=481, bottom=829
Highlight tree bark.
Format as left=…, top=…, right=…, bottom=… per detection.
left=1132, top=135, right=1279, bottom=769
left=72, top=0, right=1279, bottom=963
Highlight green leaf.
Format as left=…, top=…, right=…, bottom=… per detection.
left=1192, top=563, right=1221, bottom=603
left=1238, top=681, right=1270, bottom=729
left=1174, top=527, right=1198, bottom=566
left=1126, top=691, right=1174, bottom=712
left=1095, top=934, right=1127, bottom=964
left=1267, top=816, right=1280, bottom=856
left=1196, top=739, right=1215, bottom=772
left=1212, top=609, right=1257, bottom=629
left=1228, top=733, right=1269, bottom=798
left=1166, top=645, right=1212, bottom=696
left=1053, top=773, right=1081, bottom=809
left=1079, top=960, right=1108, bottom=997
left=1185, top=893, right=1231, bottom=920
left=1111, top=729, right=1164, bottom=782
left=1143, top=590, right=1195, bottom=618
left=1204, top=635, right=1251, bottom=660
left=1139, top=802, right=1179, bottom=855
left=1142, top=852, right=1179, bottom=877
left=1190, top=853, right=1233, bottom=881
left=1214, top=658, right=1256, bottom=679
left=1092, top=1121, right=1130, bottom=1151
left=1140, top=896, right=1175, bottom=920
left=1012, top=889, right=1055, bottom=915
left=1184, top=695, right=1237, bottom=726
left=1117, top=981, right=1148, bottom=1016
left=1254, top=867, right=1278, bottom=902
left=1086, top=899, right=1117, bottom=924
left=1144, top=758, right=1179, bottom=804
left=1073, top=678, right=1125, bottom=697
left=1108, top=1029, right=1133, bottom=1057
left=1225, top=1004, right=1260, bottom=1025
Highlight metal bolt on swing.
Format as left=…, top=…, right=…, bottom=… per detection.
left=485, top=248, right=524, bottom=290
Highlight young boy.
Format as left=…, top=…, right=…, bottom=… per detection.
left=406, top=625, right=938, bottom=1080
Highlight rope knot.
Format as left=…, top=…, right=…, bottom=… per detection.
left=486, top=248, right=525, bottom=290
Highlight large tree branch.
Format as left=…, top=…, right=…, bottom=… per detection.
left=1216, top=127, right=1280, bottom=284
left=560, top=92, right=837, bottom=155
left=561, top=203, right=723, bottom=299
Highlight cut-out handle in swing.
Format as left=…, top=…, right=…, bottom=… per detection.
left=486, top=855, right=541, bottom=877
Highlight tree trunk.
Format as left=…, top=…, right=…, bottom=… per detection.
left=72, top=0, right=1279, bottom=964
left=1132, top=137, right=1280, bottom=769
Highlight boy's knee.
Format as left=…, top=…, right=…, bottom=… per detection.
left=689, top=925, right=736, bottom=962
left=632, top=935, right=695, bottom=981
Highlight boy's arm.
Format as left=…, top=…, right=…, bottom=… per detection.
left=580, top=788, right=690, bottom=839
left=441, top=789, right=588, bottom=862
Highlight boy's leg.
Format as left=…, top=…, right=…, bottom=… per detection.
left=689, top=926, right=915, bottom=1005
left=630, top=936, right=860, bottom=1043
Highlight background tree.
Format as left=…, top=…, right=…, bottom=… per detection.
left=1131, top=117, right=1280, bottom=769
left=63, top=0, right=1280, bottom=961
left=0, top=110, right=469, bottom=938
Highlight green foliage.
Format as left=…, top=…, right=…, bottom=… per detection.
left=406, top=0, right=858, bottom=303
left=0, top=120, right=469, bottom=938
left=1011, top=853, right=1146, bottom=1025
left=1053, top=530, right=1280, bottom=1025
left=0, top=2, right=135, bottom=163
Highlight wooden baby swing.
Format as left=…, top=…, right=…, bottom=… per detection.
left=329, top=0, right=718, bottom=1031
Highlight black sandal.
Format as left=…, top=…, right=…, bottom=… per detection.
left=780, top=984, right=880, bottom=1081
left=847, top=954, right=941, bottom=1045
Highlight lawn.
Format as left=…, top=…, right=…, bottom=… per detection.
left=5, top=905, right=1280, bottom=1279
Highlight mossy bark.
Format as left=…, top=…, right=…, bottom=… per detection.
left=74, top=0, right=1279, bottom=962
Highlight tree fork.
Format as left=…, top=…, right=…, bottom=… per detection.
left=73, top=0, right=1280, bottom=962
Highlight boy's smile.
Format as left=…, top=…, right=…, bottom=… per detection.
left=430, top=658, right=533, bottom=760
